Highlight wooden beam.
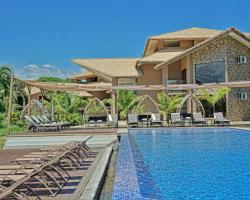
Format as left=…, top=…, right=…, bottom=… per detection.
left=27, top=85, right=32, bottom=116
left=7, top=75, right=14, bottom=135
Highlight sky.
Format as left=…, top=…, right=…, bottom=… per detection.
left=0, top=0, right=249, bottom=79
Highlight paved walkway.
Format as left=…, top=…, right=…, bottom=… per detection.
left=4, top=134, right=117, bottom=149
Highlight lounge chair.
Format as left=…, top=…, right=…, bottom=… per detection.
left=150, top=113, right=163, bottom=127
left=128, top=114, right=138, bottom=127
left=31, top=115, right=43, bottom=124
left=192, top=112, right=208, bottom=126
left=41, top=115, right=70, bottom=129
left=107, top=114, right=118, bottom=127
left=24, top=115, right=60, bottom=132
left=214, top=112, right=230, bottom=126
left=37, top=115, right=47, bottom=123
left=170, top=113, right=184, bottom=126
left=86, top=116, right=107, bottom=127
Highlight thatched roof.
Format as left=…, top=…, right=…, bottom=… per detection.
left=143, top=27, right=222, bottom=56
left=70, top=71, right=95, bottom=80
left=150, top=27, right=222, bottom=40
left=67, top=91, right=93, bottom=97
left=154, top=27, right=250, bottom=70
left=21, top=80, right=111, bottom=92
left=139, top=47, right=187, bottom=63
left=19, top=78, right=250, bottom=91
left=72, top=58, right=140, bottom=80
left=24, top=86, right=41, bottom=95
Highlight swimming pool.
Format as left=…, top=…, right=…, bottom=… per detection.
left=112, top=128, right=250, bottom=199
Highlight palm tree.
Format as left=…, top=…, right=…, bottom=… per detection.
left=0, top=66, right=11, bottom=98
left=198, top=86, right=230, bottom=114
left=156, top=91, right=183, bottom=122
left=85, top=98, right=107, bottom=117
left=44, top=92, right=87, bottom=124
left=116, top=90, right=144, bottom=120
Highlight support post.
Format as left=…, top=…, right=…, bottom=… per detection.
left=41, top=90, right=45, bottom=115
left=7, top=75, right=14, bottom=135
left=27, top=85, right=32, bottom=116
left=111, top=90, right=117, bottom=114
left=51, top=98, right=55, bottom=121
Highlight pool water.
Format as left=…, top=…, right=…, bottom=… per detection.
left=116, top=128, right=250, bottom=199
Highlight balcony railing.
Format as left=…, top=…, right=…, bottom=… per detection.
left=163, top=80, right=187, bottom=85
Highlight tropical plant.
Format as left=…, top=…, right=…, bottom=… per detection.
left=156, top=91, right=183, bottom=121
left=116, top=90, right=144, bottom=120
left=44, top=92, right=87, bottom=125
left=198, top=86, right=230, bottom=114
left=0, top=65, right=11, bottom=98
left=38, top=76, right=71, bottom=83
left=85, top=98, right=107, bottom=117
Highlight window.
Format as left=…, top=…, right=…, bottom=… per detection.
left=195, top=61, right=225, bottom=83
left=118, top=78, right=136, bottom=85
left=236, top=55, right=247, bottom=64
left=237, top=92, right=248, bottom=100
left=163, top=41, right=180, bottom=48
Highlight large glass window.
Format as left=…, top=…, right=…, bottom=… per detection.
left=195, top=61, right=225, bottom=83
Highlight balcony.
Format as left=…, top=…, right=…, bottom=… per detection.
left=163, top=79, right=187, bottom=85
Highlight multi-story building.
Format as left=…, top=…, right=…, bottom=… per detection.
left=73, top=27, right=250, bottom=121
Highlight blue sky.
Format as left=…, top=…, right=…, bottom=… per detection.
left=0, top=0, right=249, bottom=79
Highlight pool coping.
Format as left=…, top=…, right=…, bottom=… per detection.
left=79, top=143, right=114, bottom=200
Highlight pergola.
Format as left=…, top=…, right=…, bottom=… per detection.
left=7, top=77, right=250, bottom=132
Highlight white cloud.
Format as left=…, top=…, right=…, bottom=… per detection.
left=13, top=64, right=78, bottom=80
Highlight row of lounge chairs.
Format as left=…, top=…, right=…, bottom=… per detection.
left=127, top=112, right=230, bottom=127
left=170, top=112, right=230, bottom=126
left=0, top=138, right=98, bottom=199
left=86, top=114, right=118, bottom=127
left=25, top=115, right=70, bottom=132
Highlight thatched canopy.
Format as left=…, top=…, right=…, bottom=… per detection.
left=67, top=91, right=93, bottom=97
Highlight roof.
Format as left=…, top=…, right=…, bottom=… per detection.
left=143, top=27, right=222, bottom=56
left=154, top=27, right=250, bottom=70
left=24, top=86, right=41, bottom=95
left=67, top=91, right=93, bottom=97
left=70, top=71, right=95, bottom=80
left=21, top=80, right=111, bottom=92
left=73, top=58, right=140, bottom=79
left=139, top=47, right=187, bottom=63
left=150, top=27, right=222, bottom=40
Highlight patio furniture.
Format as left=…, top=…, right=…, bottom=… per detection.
left=86, top=116, right=107, bottom=127
left=214, top=112, right=230, bottom=126
left=192, top=112, right=208, bottom=126
left=107, top=114, right=118, bottom=127
left=138, top=114, right=151, bottom=127
left=24, top=115, right=60, bottom=132
left=41, top=115, right=70, bottom=129
left=150, top=113, right=163, bottom=127
left=170, top=113, right=185, bottom=126
left=128, top=114, right=138, bottom=127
